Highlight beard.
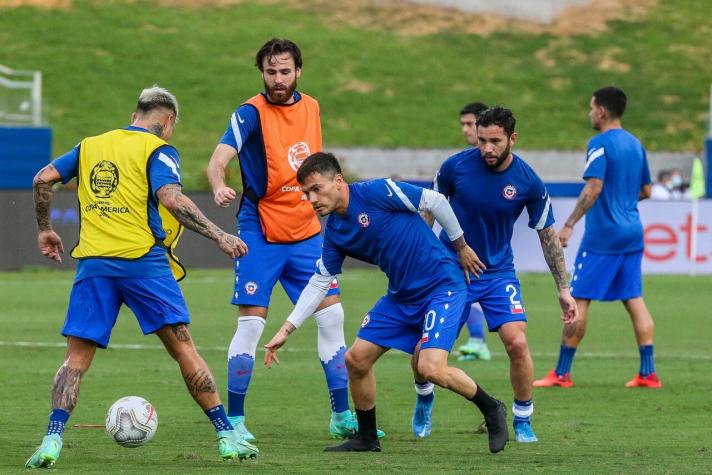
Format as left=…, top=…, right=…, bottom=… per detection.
left=483, top=141, right=511, bottom=169
left=265, top=77, right=297, bottom=104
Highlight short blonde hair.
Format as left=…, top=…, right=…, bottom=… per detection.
left=136, top=85, right=179, bottom=121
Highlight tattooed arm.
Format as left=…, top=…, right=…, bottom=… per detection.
left=538, top=226, right=570, bottom=291
left=538, top=225, right=578, bottom=324
left=558, top=178, right=603, bottom=247
left=33, top=164, right=65, bottom=263
left=156, top=183, right=247, bottom=258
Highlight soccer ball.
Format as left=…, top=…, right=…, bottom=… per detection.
left=105, top=396, right=158, bottom=448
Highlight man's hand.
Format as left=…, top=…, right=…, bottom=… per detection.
left=263, top=322, right=296, bottom=369
left=558, top=287, right=578, bottom=324
left=559, top=224, right=573, bottom=247
left=456, top=245, right=486, bottom=285
left=216, top=233, right=248, bottom=259
left=38, top=230, right=64, bottom=263
left=213, top=186, right=237, bottom=208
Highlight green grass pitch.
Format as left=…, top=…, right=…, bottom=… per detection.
left=1, top=268, right=711, bottom=473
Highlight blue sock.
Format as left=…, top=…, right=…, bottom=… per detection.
left=639, top=345, right=656, bottom=377
left=205, top=404, right=233, bottom=432
left=321, top=346, right=349, bottom=413
left=466, top=305, right=486, bottom=340
left=227, top=353, right=254, bottom=417
left=513, top=399, right=533, bottom=425
left=418, top=392, right=434, bottom=404
left=414, top=381, right=434, bottom=404
left=46, top=409, right=69, bottom=436
left=555, top=345, right=577, bottom=376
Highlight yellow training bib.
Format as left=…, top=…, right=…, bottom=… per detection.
left=71, top=129, right=186, bottom=281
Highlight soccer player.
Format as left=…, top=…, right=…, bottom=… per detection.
left=25, top=87, right=258, bottom=469
left=262, top=152, right=510, bottom=454
left=533, top=86, right=660, bottom=389
left=455, top=102, right=491, bottom=362
left=428, top=106, right=578, bottom=443
left=206, top=38, right=352, bottom=441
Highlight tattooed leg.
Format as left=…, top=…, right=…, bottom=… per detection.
left=51, top=366, right=82, bottom=412
left=156, top=324, right=221, bottom=410
left=50, top=337, right=97, bottom=413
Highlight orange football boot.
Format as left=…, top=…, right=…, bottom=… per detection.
left=625, top=373, right=662, bottom=388
left=533, top=369, right=574, bottom=388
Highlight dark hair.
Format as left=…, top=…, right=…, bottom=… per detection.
left=297, top=152, right=342, bottom=184
left=657, top=169, right=671, bottom=182
left=255, top=38, right=303, bottom=71
left=592, top=86, right=627, bottom=118
left=460, top=102, right=489, bottom=118
left=476, top=106, right=516, bottom=135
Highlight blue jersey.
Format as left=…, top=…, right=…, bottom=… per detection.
left=319, top=179, right=465, bottom=304
left=219, top=91, right=302, bottom=233
left=435, top=148, right=554, bottom=280
left=52, top=126, right=181, bottom=281
left=580, top=129, right=652, bottom=254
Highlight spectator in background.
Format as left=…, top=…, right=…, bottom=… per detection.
left=669, top=168, right=684, bottom=198
left=650, top=169, right=674, bottom=199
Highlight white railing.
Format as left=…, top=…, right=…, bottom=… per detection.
left=0, top=64, right=43, bottom=126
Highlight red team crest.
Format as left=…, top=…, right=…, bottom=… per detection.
left=358, top=212, right=370, bottom=228
left=244, top=281, right=259, bottom=295
left=502, top=184, right=517, bottom=200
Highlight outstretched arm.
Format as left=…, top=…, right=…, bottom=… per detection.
left=559, top=178, right=603, bottom=247
left=206, top=144, right=238, bottom=207
left=419, top=188, right=486, bottom=282
left=263, top=271, right=335, bottom=368
left=33, top=164, right=65, bottom=263
left=537, top=225, right=577, bottom=324
left=156, top=183, right=247, bottom=258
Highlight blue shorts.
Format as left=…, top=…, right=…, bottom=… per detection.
left=464, top=277, right=527, bottom=332
left=357, top=290, right=467, bottom=355
left=232, top=231, right=340, bottom=307
left=62, top=276, right=190, bottom=349
left=570, top=249, right=643, bottom=301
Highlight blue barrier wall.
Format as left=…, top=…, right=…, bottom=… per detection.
left=706, top=138, right=712, bottom=198
left=0, top=126, right=52, bottom=189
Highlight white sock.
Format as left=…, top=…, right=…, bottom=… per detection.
left=228, top=316, right=265, bottom=360
left=414, top=381, right=435, bottom=396
left=314, top=304, right=346, bottom=363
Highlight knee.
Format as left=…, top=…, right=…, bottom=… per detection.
left=637, top=318, right=654, bottom=335
left=504, top=335, right=529, bottom=361
left=416, top=359, right=445, bottom=387
left=345, top=350, right=370, bottom=378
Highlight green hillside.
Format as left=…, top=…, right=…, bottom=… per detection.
left=1, top=0, right=709, bottom=189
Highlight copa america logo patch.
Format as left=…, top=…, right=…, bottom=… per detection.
left=358, top=212, right=370, bottom=228
left=502, top=184, right=517, bottom=200
left=287, top=141, right=311, bottom=172
left=244, top=281, right=258, bottom=295
left=361, top=314, right=371, bottom=327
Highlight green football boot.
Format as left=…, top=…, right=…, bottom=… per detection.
left=329, top=410, right=385, bottom=439
left=458, top=338, right=492, bottom=361
left=227, top=415, right=256, bottom=442
left=25, top=434, right=63, bottom=469
left=217, top=430, right=258, bottom=461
